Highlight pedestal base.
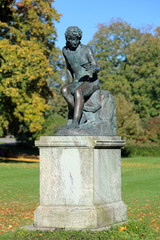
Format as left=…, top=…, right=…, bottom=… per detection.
left=34, top=201, right=127, bottom=230
left=33, top=136, right=127, bottom=230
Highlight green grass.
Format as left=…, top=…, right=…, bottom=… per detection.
left=0, top=221, right=158, bottom=240
left=121, top=156, right=160, bottom=237
left=0, top=156, right=160, bottom=239
left=0, top=162, right=39, bottom=233
left=122, top=157, right=160, bottom=200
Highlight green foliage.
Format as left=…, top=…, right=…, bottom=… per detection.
left=124, top=33, right=160, bottom=119
left=90, top=19, right=160, bottom=142
left=42, top=90, right=68, bottom=136
left=143, top=115, right=160, bottom=143
left=122, top=144, right=160, bottom=157
left=90, top=19, right=141, bottom=97
left=44, top=46, right=67, bottom=129
left=41, top=46, right=67, bottom=136
left=0, top=0, right=63, bottom=141
left=115, top=94, right=143, bottom=141
left=42, top=113, right=67, bottom=136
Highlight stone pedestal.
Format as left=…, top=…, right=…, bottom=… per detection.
left=33, top=136, right=127, bottom=230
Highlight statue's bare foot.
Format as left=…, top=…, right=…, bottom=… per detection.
left=69, top=121, right=79, bottom=129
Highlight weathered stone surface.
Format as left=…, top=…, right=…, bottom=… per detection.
left=55, top=90, right=116, bottom=136
left=34, top=202, right=127, bottom=229
left=32, top=136, right=127, bottom=230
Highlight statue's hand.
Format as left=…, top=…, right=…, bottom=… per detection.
left=81, top=63, right=96, bottom=77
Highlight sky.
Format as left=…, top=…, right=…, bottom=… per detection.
left=53, top=0, right=160, bottom=50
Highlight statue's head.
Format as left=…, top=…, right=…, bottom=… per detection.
left=65, top=26, right=82, bottom=50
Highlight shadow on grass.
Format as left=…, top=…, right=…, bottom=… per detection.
left=0, top=143, right=39, bottom=160
left=0, top=159, right=38, bottom=164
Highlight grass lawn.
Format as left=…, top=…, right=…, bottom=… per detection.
left=121, top=157, right=160, bottom=233
left=0, top=162, right=39, bottom=233
left=0, top=156, right=159, bottom=239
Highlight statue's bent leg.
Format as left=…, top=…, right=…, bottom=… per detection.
left=60, top=83, right=74, bottom=109
left=69, top=81, right=94, bottom=129
left=73, top=88, right=85, bottom=126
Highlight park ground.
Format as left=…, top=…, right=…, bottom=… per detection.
left=0, top=151, right=160, bottom=239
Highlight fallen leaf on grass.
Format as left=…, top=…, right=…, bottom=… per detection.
left=152, top=220, right=157, bottom=226
left=119, top=226, right=127, bottom=231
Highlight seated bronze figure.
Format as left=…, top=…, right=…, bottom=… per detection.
left=56, top=26, right=116, bottom=136
left=61, top=26, right=100, bottom=129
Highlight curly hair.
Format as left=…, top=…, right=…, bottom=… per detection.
left=65, top=26, right=82, bottom=40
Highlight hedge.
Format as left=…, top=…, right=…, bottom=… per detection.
left=122, top=144, right=160, bottom=157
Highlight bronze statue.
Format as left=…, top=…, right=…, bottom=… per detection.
left=56, top=26, right=116, bottom=136
left=61, top=26, right=100, bottom=129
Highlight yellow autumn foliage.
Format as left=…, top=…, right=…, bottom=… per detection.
left=0, top=0, right=62, bottom=141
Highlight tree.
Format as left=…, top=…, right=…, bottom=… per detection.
left=142, top=114, right=160, bottom=143
left=89, top=19, right=160, bottom=142
left=89, top=19, right=141, bottom=97
left=0, top=0, right=62, bottom=141
left=124, top=32, right=160, bottom=119
left=115, top=94, right=143, bottom=141
left=42, top=47, right=68, bottom=136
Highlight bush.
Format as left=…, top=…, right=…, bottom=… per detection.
left=145, top=115, right=160, bottom=143
left=115, top=94, right=143, bottom=142
left=122, top=143, right=160, bottom=157
left=42, top=113, right=67, bottom=136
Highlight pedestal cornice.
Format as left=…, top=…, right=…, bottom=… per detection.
left=35, top=136, right=125, bottom=149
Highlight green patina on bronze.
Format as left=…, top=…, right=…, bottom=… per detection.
left=56, top=26, right=116, bottom=136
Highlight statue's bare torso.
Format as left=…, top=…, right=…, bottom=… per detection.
left=63, top=44, right=98, bottom=82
